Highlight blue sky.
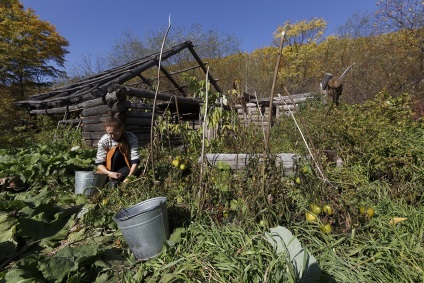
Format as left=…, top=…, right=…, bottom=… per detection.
left=21, top=1, right=378, bottom=70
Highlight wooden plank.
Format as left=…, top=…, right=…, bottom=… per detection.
left=127, top=127, right=151, bottom=133
left=30, top=106, right=82, bottom=115
left=83, top=131, right=152, bottom=143
left=80, top=97, right=105, bottom=109
left=83, top=131, right=105, bottom=140
left=122, top=87, right=203, bottom=106
left=203, top=153, right=299, bottom=175
left=125, top=117, right=152, bottom=126
left=125, top=110, right=155, bottom=118
left=84, top=139, right=98, bottom=148
left=133, top=133, right=151, bottom=141
left=81, top=114, right=110, bottom=125
left=110, top=101, right=161, bottom=112
left=81, top=105, right=111, bottom=117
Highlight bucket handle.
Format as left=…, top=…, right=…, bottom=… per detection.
left=84, top=172, right=96, bottom=193
left=83, top=172, right=98, bottom=194
left=116, top=202, right=165, bottom=221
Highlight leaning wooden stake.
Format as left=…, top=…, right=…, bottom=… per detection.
left=198, top=67, right=210, bottom=210
left=282, top=88, right=327, bottom=181
left=260, top=31, right=285, bottom=200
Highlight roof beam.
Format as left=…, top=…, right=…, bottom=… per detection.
left=187, top=44, right=222, bottom=93
left=159, top=65, right=186, bottom=96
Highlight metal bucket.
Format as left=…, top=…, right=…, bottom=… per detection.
left=74, top=171, right=108, bottom=195
left=114, top=197, right=169, bottom=260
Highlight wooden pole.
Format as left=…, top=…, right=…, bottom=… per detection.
left=265, top=31, right=285, bottom=152
left=149, top=15, right=171, bottom=182
left=261, top=31, right=285, bottom=202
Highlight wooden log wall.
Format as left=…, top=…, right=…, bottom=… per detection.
left=81, top=86, right=202, bottom=148
left=235, top=103, right=270, bottom=127
left=81, top=103, right=163, bottom=147
left=233, top=92, right=315, bottom=125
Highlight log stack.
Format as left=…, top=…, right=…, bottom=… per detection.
left=81, top=85, right=203, bottom=147
left=234, top=103, right=270, bottom=127
left=233, top=92, right=315, bottom=125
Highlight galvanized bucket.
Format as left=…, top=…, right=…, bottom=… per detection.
left=114, top=197, right=169, bottom=260
left=74, top=171, right=108, bottom=195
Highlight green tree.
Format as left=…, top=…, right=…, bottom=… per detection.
left=0, top=0, right=69, bottom=96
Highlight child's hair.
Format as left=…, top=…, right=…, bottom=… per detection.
left=104, top=116, right=129, bottom=156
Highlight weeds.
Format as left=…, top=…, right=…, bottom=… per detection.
left=1, top=93, right=423, bottom=282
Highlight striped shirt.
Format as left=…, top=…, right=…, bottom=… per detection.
left=95, top=131, right=140, bottom=166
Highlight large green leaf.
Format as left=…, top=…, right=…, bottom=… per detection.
left=39, top=243, right=101, bottom=282
left=265, top=226, right=322, bottom=282
left=0, top=211, right=18, bottom=260
left=3, top=269, right=45, bottom=283
left=168, top=227, right=186, bottom=245
left=18, top=206, right=80, bottom=242
left=38, top=257, right=75, bottom=283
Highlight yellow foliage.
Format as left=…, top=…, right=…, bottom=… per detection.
left=275, top=18, right=327, bottom=47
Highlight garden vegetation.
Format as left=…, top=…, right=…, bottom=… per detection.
left=1, top=0, right=424, bottom=282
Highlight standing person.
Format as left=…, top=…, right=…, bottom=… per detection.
left=95, top=116, right=140, bottom=185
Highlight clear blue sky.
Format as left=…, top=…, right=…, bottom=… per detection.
left=21, top=0, right=378, bottom=70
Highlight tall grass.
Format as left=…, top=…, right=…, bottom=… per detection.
left=1, top=93, right=423, bottom=282
left=131, top=222, right=298, bottom=283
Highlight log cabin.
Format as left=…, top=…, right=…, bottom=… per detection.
left=16, top=41, right=222, bottom=147
left=16, top=40, right=317, bottom=149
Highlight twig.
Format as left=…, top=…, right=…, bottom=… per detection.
left=149, top=14, right=171, bottom=183
left=173, top=94, right=185, bottom=153
left=264, top=30, right=285, bottom=152
left=281, top=88, right=340, bottom=193
left=254, top=91, right=266, bottom=144
left=0, top=240, right=40, bottom=269
left=280, top=91, right=326, bottom=181
left=340, top=62, right=356, bottom=79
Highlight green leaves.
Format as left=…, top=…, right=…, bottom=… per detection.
left=2, top=243, right=102, bottom=283
left=0, top=211, right=19, bottom=261
left=265, top=226, right=321, bottom=281
left=0, top=144, right=95, bottom=188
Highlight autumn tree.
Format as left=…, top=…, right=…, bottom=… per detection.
left=375, top=0, right=424, bottom=90
left=106, top=31, right=150, bottom=69
left=336, top=11, right=378, bottom=38
left=143, top=23, right=241, bottom=65
left=101, top=24, right=240, bottom=69
left=0, top=0, right=69, bottom=96
left=214, top=19, right=328, bottom=98
left=274, top=18, right=327, bottom=94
